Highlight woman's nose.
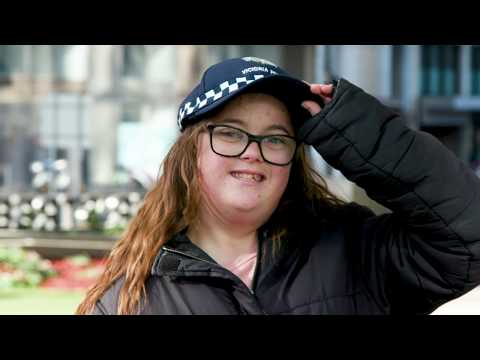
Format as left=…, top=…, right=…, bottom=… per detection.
left=240, top=141, right=263, bottom=162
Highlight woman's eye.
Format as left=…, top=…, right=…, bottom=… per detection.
left=218, top=129, right=243, bottom=139
left=266, top=136, right=287, bottom=145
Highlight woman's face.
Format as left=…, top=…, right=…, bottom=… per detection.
left=197, top=93, right=294, bottom=226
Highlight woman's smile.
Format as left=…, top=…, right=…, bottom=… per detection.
left=230, top=170, right=266, bottom=184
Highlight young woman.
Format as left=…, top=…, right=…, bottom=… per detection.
left=77, top=57, right=480, bottom=315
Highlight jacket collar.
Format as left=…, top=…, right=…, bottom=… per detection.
left=150, top=229, right=213, bottom=276
left=151, top=227, right=270, bottom=277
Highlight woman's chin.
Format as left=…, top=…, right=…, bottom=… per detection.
left=223, top=197, right=265, bottom=215
left=225, top=204, right=267, bottom=226
left=225, top=189, right=266, bottom=211
left=230, top=201, right=261, bottom=212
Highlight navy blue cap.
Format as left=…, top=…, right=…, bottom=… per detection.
left=177, top=57, right=324, bottom=132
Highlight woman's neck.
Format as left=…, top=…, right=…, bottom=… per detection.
left=187, top=212, right=258, bottom=268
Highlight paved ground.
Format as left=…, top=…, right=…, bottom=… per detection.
left=431, top=286, right=480, bottom=315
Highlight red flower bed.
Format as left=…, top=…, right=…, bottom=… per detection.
left=41, top=257, right=107, bottom=291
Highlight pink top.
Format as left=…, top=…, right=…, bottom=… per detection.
left=224, top=251, right=258, bottom=290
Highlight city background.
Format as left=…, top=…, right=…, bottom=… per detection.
left=0, top=45, right=479, bottom=314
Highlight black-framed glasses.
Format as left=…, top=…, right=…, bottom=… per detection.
left=206, top=124, right=298, bottom=166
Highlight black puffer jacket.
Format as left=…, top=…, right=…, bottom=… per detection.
left=93, top=79, right=480, bottom=315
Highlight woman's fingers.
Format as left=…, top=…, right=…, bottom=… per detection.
left=311, top=84, right=334, bottom=103
left=301, top=82, right=335, bottom=116
left=301, top=100, right=322, bottom=116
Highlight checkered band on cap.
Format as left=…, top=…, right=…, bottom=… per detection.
left=177, top=73, right=266, bottom=129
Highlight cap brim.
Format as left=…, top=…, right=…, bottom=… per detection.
left=183, top=75, right=324, bottom=131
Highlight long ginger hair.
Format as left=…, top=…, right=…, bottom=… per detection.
left=76, top=120, right=344, bottom=315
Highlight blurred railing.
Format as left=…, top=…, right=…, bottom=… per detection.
left=0, top=191, right=145, bottom=258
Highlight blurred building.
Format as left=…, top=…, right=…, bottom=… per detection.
left=1, top=45, right=479, bottom=214
left=0, top=45, right=187, bottom=196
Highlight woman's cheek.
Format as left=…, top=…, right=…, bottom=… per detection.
left=269, top=166, right=291, bottom=200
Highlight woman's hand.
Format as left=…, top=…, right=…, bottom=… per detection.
left=301, top=83, right=335, bottom=117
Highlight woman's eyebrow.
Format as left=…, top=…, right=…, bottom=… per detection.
left=220, top=118, right=291, bottom=135
left=264, top=124, right=291, bottom=135
left=220, top=118, right=246, bottom=126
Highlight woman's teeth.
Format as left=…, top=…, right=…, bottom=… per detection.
left=231, top=172, right=264, bottom=182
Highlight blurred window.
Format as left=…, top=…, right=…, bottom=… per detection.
left=0, top=45, right=26, bottom=80
left=472, top=46, right=480, bottom=96
left=123, top=46, right=146, bottom=79
left=421, top=45, right=460, bottom=96
left=392, top=45, right=403, bottom=99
